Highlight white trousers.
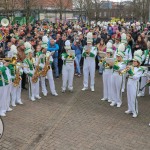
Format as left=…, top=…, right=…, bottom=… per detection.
left=28, top=77, right=39, bottom=99
left=40, top=69, right=56, bottom=94
left=0, top=86, right=5, bottom=114
left=10, top=81, right=22, bottom=105
left=0, top=84, right=11, bottom=113
left=102, top=69, right=112, bottom=100
left=122, top=73, right=127, bottom=91
left=139, top=71, right=150, bottom=95
left=111, top=72, right=123, bottom=104
left=83, top=58, right=95, bottom=88
left=127, top=79, right=139, bottom=115
left=62, top=63, right=74, bottom=91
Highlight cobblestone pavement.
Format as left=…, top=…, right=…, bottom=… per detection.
left=0, top=72, right=150, bottom=150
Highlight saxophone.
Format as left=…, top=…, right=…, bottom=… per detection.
left=32, top=58, right=41, bottom=83
left=13, top=68, right=22, bottom=87
left=40, top=55, right=51, bottom=77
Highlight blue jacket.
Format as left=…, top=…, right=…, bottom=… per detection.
left=47, top=41, right=59, bottom=58
left=107, top=26, right=113, bottom=36
left=72, top=43, right=83, bottom=56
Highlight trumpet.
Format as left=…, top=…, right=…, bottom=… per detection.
left=119, top=68, right=128, bottom=76
left=119, top=65, right=134, bottom=76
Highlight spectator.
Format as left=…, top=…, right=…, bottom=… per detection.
left=93, top=32, right=100, bottom=46
left=47, top=38, right=59, bottom=78
left=72, top=37, right=83, bottom=77
left=107, top=23, right=113, bottom=36
left=97, top=39, right=106, bottom=74
left=0, top=45, right=4, bottom=58
left=56, top=34, right=66, bottom=75
left=133, top=35, right=147, bottom=54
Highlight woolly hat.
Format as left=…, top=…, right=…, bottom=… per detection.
left=87, top=32, right=93, bottom=44
left=65, top=40, right=71, bottom=50
left=116, top=43, right=125, bottom=58
left=133, top=49, right=143, bottom=64
left=24, top=42, right=32, bottom=55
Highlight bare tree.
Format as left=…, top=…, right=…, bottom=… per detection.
left=73, top=0, right=84, bottom=23
left=50, top=0, right=72, bottom=21
left=23, top=0, right=39, bottom=24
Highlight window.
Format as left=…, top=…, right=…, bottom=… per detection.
left=104, top=12, right=107, bottom=17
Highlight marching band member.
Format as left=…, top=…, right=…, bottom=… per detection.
left=101, top=48, right=113, bottom=102
left=138, top=41, right=150, bottom=97
left=0, top=61, right=11, bottom=116
left=40, top=42, right=58, bottom=96
left=110, top=43, right=126, bottom=107
left=125, top=50, right=143, bottom=118
left=11, top=62, right=23, bottom=107
left=61, top=40, right=75, bottom=92
left=82, top=32, right=97, bottom=92
left=23, top=42, right=41, bottom=101
left=121, top=33, right=132, bottom=92
left=7, top=47, right=23, bottom=107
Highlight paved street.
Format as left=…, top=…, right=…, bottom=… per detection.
left=0, top=72, right=150, bottom=150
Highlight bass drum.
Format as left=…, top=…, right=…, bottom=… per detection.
left=0, top=117, right=4, bottom=139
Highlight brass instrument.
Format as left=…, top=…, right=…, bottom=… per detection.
left=85, top=45, right=92, bottom=55
left=105, top=63, right=110, bottom=69
left=119, top=65, right=134, bottom=76
left=0, top=57, right=17, bottom=64
left=40, top=55, right=51, bottom=77
left=1, top=18, right=9, bottom=27
left=99, top=57, right=105, bottom=64
left=68, top=55, right=73, bottom=59
left=119, top=68, right=128, bottom=76
left=13, top=68, right=22, bottom=87
left=32, top=59, right=41, bottom=83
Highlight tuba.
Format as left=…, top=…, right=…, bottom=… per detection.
left=1, top=18, right=9, bottom=27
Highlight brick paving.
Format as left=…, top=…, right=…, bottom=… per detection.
left=0, top=72, right=150, bottom=150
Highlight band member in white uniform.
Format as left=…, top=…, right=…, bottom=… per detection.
left=40, top=42, right=58, bottom=96
left=23, top=42, right=41, bottom=101
left=138, top=42, right=150, bottom=97
left=109, top=43, right=126, bottom=107
left=121, top=33, right=132, bottom=92
left=82, top=32, right=97, bottom=92
left=125, top=50, right=143, bottom=118
left=101, top=48, right=113, bottom=102
left=61, top=40, right=75, bottom=92
left=0, top=61, right=11, bottom=116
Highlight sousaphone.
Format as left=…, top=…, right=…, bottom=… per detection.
left=1, top=18, right=9, bottom=27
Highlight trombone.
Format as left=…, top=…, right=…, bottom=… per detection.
left=0, top=57, right=17, bottom=64
left=0, top=57, right=28, bottom=68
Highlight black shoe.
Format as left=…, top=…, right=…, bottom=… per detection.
left=56, top=76, right=59, bottom=79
